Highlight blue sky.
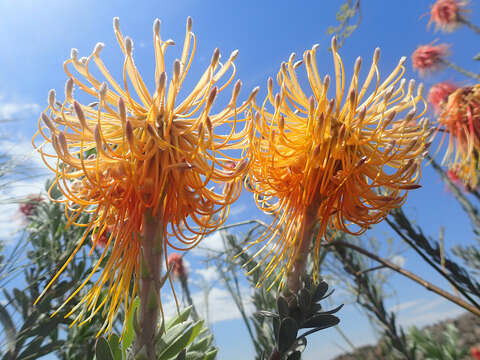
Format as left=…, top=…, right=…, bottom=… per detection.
left=0, top=1, right=479, bottom=359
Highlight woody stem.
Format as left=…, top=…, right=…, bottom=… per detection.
left=328, top=240, right=480, bottom=317
left=135, top=210, right=164, bottom=360
left=286, top=203, right=318, bottom=294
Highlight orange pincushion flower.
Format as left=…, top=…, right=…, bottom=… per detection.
left=428, top=82, right=458, bottom=114
left=33, top=17, right=255, bottom=334
left=429, top=0, right=465, bottom=32
left=412, top=43, right=449, bottom=76
left=247, top=38, right=430, bottom=287
left=437, top=84, right=480, bottom=189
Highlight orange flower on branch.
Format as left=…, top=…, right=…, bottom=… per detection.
left=412, top=43, right=450, bottom=76
left=247, top=38, right=430, bottom=289
left=437, top=84, right=480, bottom=189
left=33, top=17, right=255, bottom=334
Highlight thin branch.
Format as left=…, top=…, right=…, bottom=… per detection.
left=440, top=58, right=480, bottom=81
left=460, top=16, right=480, bottom=35
left=355, top=265, right=386, bottom=276
left=215, top=219, right=269, bottom=232
left=327, top=241, right=480, bottom=317
left=386, top=216, right=480, bottom=311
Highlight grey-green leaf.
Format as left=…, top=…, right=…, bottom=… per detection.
left=96, top=337, right=114, bottom=360
left=278, top=317, right=298, bottom=354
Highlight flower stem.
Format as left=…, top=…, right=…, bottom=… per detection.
left=136, top=210, right=164, bottom=359
left=460, top=16, right=480, bottom=35
left=440, top=58, right=480, bottom=81
left=286, top=203, right=318, bottom=294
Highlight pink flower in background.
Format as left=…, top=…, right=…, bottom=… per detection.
left=446, top=167, right=468, bottom=191
left=91, top=226, right=112, bottom=248
left=428, top=82, right=458, bottom=114
left=168, top=253, right=187, bottom=280
left=412, top=43, right=449, bottom=75
left=471, top=346, right=480, bottom=360
left=19, top=195, right=43, bottom=218
left=429, top=0, right=465, bottom=32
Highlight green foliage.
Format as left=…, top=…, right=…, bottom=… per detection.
left=327, top=0, right=361, bottom=49
left=408, top=324, right=468, bottom=360
left=95, top=306, right=217, bottom=360
left=255, top=277, right=341, bottom=360
left=0, top=180, right=116, bottom=360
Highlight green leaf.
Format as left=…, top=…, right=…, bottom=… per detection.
left=312, top=281, right=328, bottom=302
left=158, top=320, right=203, bottom=359
left=277, top=296, right=289, bottom=318
left=298, top=289, right=311, bottom=314
left=287, top=351, right=301, bottom=360
left=301, top=314, right=339, bottom=329
left=278, top=317, right=298, bottom=354
left=203, top=348, right=218, bottom=360
left=122, top=297, right=139, bottom=352
left=166, top=306, right=193, bottom=330
left=17, top=337, right=43, bottom=360
left=184, top=350, right=204, bottom=360
left=0, top=302, right=16, bottom=354
left=96, top=337, right=114, bottom=360
left=188, top=334, right=213, bottom=352
left=108, top=334, right=123, bottom=360
left=175, top=349, right=186, bottom=360
left=255, top=311, right=279, bottom=319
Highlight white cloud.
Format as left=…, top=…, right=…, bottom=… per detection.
left=390, top=297, right=466, bottom=328
left=192, top=231, right=225, bottom=256
left=195, top=265, right=219, bottom=283
left=0, top=101, right=40, bottom=119
left=0, top=138, right=51, bottom=240
left=388, top=299, right=423, bottom=313
left=399, top=307, right=465, bottom=328
left=410, top=297, right=447, bottom=314
left=390, top=255, right=406, bottom=268
left=229, top=204, right=247, bottom=217
left=163, top=286, right=254, bottom=324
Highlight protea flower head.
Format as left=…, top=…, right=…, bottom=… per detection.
left=33, top=17, right=256, bottom=334
left=437, top=84, right=480, bottom=189
left=246, top=37, right=430, bottom=288
left=412, top=43, right=449, bottom=76
left=429, top=0, right=466, bottom=32
left=428, top=82, right=458, bottom=114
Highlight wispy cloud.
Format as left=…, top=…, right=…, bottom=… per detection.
left=195, top=266, right=220, bottom=283
left=0, top=100, right=40, bottom=120
left=191, top=231, right=225, bottom=256
left=392, top=297, right=466, bottom=328
left=0, top=138, right=50, bottom=240
left=229, top=204, right=247, bottom=217
left=388, top=299, right=423, bottom=313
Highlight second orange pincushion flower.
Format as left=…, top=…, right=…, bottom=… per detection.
left=33, top=17, right=256, bottom=334
left=246, top=38, right=431, bottom=290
